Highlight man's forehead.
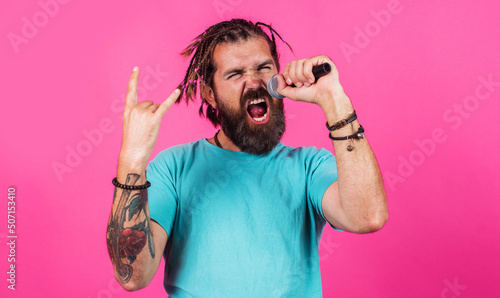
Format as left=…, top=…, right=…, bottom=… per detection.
left=212, top=37, right=274, bottom=71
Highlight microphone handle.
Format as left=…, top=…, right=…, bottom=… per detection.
left=268, top=63, right=332, bottom=99
left=311, top=63, right=332, bottom=84
left=288, top=63, right=331, bottom=87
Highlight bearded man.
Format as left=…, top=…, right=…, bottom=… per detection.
left=107, top=19, right=388, bottom=297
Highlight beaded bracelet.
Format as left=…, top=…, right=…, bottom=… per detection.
left=112, top=177, right=151, bottom=190
left=326, top=110, right=357, bottom=131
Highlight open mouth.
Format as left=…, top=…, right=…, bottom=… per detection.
left=246, top=97, right=270, bottom=124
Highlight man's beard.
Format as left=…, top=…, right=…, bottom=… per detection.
left=215, top=87, right=286, bottom=155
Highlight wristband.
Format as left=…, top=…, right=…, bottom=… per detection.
left=329, top=125, right=365, bottom=151
left=112, top=177, right=151, bottom=190
left=326, top=110, right=357, bottom=131
left=329, top=125, right=365, bottom=140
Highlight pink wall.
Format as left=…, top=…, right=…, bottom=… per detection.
left=1, top=0, right=499, bottom=297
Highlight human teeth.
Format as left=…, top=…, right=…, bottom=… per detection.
left=249, top=98, right=265, bottom=105
left=252, top=112, right=268, bottom=122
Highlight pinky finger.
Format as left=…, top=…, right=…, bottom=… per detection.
left=156, top=89, right=181, bottom=117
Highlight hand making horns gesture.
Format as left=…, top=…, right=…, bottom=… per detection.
left=120, top=67, right=180, bottom=166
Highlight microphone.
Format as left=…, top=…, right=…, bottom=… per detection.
left=267, top=63, right=332, bottom=99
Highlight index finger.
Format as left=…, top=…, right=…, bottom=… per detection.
left=125, top=66, right=140, bottom=108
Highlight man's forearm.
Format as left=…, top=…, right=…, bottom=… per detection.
left=107, top=66, right=177, bottom=290
left=322, top=93, right=388, bottom=231
left=107, top=167, right=156, bottom=290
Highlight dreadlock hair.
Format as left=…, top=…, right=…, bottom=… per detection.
left=176, top=19, right=292, bottom=127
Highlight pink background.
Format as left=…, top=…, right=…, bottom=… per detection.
left=1, top=0, right=499, bottom=297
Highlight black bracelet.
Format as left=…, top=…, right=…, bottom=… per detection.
left=326, top=110, right=357, bottom=131
left=329, top=125, right=365, bottom=140
left=112, top=177, right=151, bottom=190
left=329, top=125, right=365, bottom=151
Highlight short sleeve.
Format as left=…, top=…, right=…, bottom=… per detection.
left=306, top=148, right=343, bottom=231
left=146, top=153, right=178, bottom=237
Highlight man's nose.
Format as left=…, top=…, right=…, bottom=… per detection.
left=244, top=72, right=265, bottom=89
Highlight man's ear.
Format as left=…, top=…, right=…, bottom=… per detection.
left=201, top=85, right=217, bottom=109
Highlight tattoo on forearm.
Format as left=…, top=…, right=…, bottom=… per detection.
left=107, top=173, right=156, bottom=284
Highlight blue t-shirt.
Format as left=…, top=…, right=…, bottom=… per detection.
left=146, top=139, right=338, bottom=297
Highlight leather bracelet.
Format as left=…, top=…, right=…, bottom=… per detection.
left=112, top=177, right=151, bottom=190
left=329, top=125, right=365, bottom=151
left=329, top=125, right=365, bottom=140
left=326, top=110, right=357, bottom=131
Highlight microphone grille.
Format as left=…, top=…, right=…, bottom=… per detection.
left=267, top=75, right=285, bottom=99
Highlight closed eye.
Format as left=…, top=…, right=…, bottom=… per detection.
left=257, top=60, right=274, bottom=71
left=258, top=65, right=273, bottom=72
left=228, top=73, right=242, bottom=79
